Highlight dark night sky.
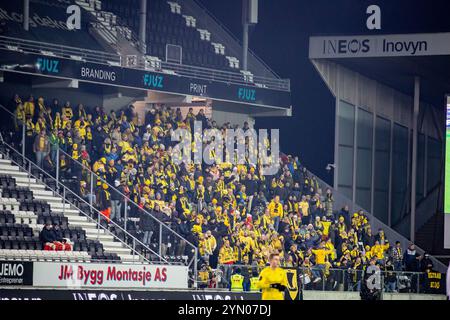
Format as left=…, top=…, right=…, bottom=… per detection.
left=197, top=0, right=450, bottom=184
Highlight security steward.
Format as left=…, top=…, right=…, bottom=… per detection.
left=249, top=271, right=260, bottom=292
left=230, top=268, right=244, bottom=292
left=257, top=252, right=288, bottom=300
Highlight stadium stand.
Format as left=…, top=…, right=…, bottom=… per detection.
left=0, top=91, right=439, bottom=292
left=78, top=0, right=244, bottom=70
left=0, top=0, right=105, bottom=51
left=0, top=1, right=445, bottom=297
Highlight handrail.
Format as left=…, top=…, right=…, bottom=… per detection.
left=216, top=264, right=446, bottom=294
left=0, top=104, right=195, bottom=249
left=0, top=104, right=198, bottom=276
left=0, top=35, right=290, bottom=91
left=0, top=138, right=169, bottom=264
left=0, top=35, right=118, bottom=60
left=307, top=169, right=448, bottom=273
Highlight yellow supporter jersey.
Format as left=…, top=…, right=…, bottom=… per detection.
left=311, top=249, right=332, bottom=265
left=257, top=267, right=288, bottom=300
left=268, top=201, right=283, bottom=218
left=299, top=201, right=309, bottom=216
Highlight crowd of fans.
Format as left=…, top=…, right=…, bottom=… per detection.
left=6, top=93, right=438, bottom=293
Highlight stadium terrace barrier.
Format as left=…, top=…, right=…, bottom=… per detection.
left=0, top=260, right=188, bottom=289
left=302, top=290, right=446, bottom=300
left=0, top=288, right=259, bottom=300
left=0, top=36, right=290, bottom=92
left=216, top=264, right=447, bottom=296
left=308, top=171, right=448, bottom=273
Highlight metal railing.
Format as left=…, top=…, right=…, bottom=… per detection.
left=0, top=138, right=164, bottom=265
left=307, top=169, right=448, bottom=273
left=0, top=34, right=290, bottom=91
left=215, top=264, right=446, bottom=295
left=0, top=105, right=198, bottom=279
left=0, top=36, right=121, bottom=65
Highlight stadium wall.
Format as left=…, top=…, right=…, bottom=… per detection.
left=311, top=59, right=444, bottom=239
left=0, top=288, right=445, bottom=300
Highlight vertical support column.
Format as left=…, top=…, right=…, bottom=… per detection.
left=410, top=76, right=420, bottom=243
left=242, top=0, right=249, bottom=71
left=22, top=121, right=26, bottom=158
left=139, top=0, right=147, bottom=54
left=388, top=119, right=394, bottom=227
left=334, top=66, right=341, bottom=190
left=23, top=0, right=30, bottom=31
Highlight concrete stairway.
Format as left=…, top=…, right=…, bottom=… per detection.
left=0, top=155, right=142, bottom=263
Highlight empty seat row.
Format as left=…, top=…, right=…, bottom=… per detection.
left=73, top=239, right=104, bottom=254
left=0, top=223, right=33, bottom=237
left=1, top=186, right=33, bottom=202
left=0, top=235, right=41, bottom=250
left=91, top=251, right=120, bottom=263
left=0, top=210, right=15, bottom=224
left=20, top=200, right=50, bottom=215
left=0, top=249, right=91, bottom=262
left=0, top=175, right=16, bottom=188
left=36, top=213, right=68, bottom=228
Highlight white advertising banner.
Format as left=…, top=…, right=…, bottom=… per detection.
left=32, top=262, right=188, bottom=289
left=309, top=32, right=450, bottom=59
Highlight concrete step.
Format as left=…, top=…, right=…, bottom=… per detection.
left=0, top=164, right=19, bottom=171
left=53, top=208, right=80, bottom=215
left=33, top=195, right=63, bottom=203
left=0, top=170, right=28, bottom=177
left=68, top=221, right=99, bottom=229
left=101, top=241, right=125, bottom=249
left=65, top=215, right=88, bottom=223
left=0, top=159, right=11, bottom=165
left=86, top=233, right=114, bottom=242
left=84, top=228, right=105, bottom=235
left=15, top=176, right=38, bottom=184
left=31, top=189, right=54, bottom=197
left=108, top=247, right=132, bottom=255
left=117, top=254, right=141, bottom=262
left=48, top=202, right=71, bottom=210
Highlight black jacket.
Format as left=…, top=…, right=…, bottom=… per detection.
left=51, top=228, right=64, bottom=242
left=40, top=228, right=55, bottom=243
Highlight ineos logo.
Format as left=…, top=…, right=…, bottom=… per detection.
left=323, top=39, right=371, bottom=55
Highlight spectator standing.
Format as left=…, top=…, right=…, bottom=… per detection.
left=110, top=180, right=123, bottom=222
left=391, top=241, right=404, bottom=271
left=97, top=183, right=111, bottom=223
left=268, top=196, right=283, bottom=232
left=33, top=130, right=49, bottom=169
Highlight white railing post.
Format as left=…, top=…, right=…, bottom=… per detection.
left=62, top=186, right=66, bottom=216
left=132, top=238, right=136, bottom=264
left=124, top=198, right=128, bottom=232
left=159, top=223, right=162, bottom=261
left=89, top=171, right=94, bottom=214
left=28, top=160, right=31, bottom=188
left=22, top=121, right=26, bottom=158
left=55, top=147, right=60, bottom=186
left=193, top=247, right=198, bottom=289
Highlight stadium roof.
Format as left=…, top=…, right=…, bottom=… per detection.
left=329, top=55, right=450, bottom=108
